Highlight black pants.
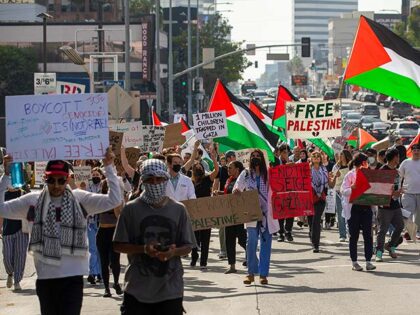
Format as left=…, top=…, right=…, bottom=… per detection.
left=192, top=229, right=211, bottom=266
left=96, top=226, right=121, bottom=289
left=121, top=292, right=184, bottom=315
left=225, top=224, right=247, bottom=265
left=348, top=204, right=373, bottom=262
left=36, top=275, right=83, bottom=315
left=278, top=218, right=294, bottom=235
left=325, top=213, right=336, bottom=224
left=307, top=201, right=326, bottom=248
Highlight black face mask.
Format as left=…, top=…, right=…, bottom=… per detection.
left=92, top=177, right=101, bottom=185
left=172, top=164, right=181, bottom=173
left=250, top=157, right=262, bottom=168
left=194, top=169, right=204, bottom=177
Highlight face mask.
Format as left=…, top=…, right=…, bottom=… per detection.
left=368, top=157, right=376, bottom=164
left=172, top=164, right=181, bottom=173
left=92, top=177, right=101, bottom=185
left=142, top=182, right=166, bottom=204
left=194, top=169, right=204, bottom=177
left=250, top=157, right=261, bottom=168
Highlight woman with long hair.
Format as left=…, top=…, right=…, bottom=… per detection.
left=330, top=150, right=353, bottom=242
left=308, top=151, right=333, bottom=253
left=190, top=149, right=219, bottom=269
left=233, top=149, right=279, bottom=285
left=341, top=153, right=376, bottom=271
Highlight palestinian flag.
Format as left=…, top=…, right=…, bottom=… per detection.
left=407, top=133, right=420, bottom=158
left=308, top=138, right=335, bottom=160
left=273, top=85, right=299, bottom=129
left=344, top=15, right=420, bottom=107
left=347, top=134, right=358, bottom=148
left=249, top=100, right=286, bottom=141
left=151, top=108, right=168, bottom=126
left=359, top=128, right=377, bottom=150
left=350, top=168, right=398, bottom=206
left=208, top=80, right=279, bottom=161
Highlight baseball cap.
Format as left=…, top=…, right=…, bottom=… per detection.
left=225, top=150, right=236, bottom=158
left=45, top=160, right=70, bottom=177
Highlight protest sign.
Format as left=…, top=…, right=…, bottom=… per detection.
left=325, top=189, right=336, bottom=214
left=342, top=121, right=358, bottom=138
left=286, top=101, right=342, bottom=139
left=173, top=113, right=187, bottom=123
left=138, top=126, right=165, bottom=153
left=109, top=121, right=143, bottom=148
left=181, top=190, right=263, bottom=231
left=6, top=94, right=109, bottom=162
left=107, top=84, right=134, bottom=119
left=193, top=110, right=228, bottom=140
left=73, top=166, right=91, bottom=189
left=332, top=136, right=346, bottom=154
left=269, top=163, right=314, bottom=219
left=34, top=161, right=48, bottom=185
left=350, top=168, right=398, bottom=206
left=235, top=148, right=269, bottom=169
left=163, top=123, right=186, bottom=148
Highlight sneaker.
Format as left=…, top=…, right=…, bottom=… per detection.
left=103, top=288, right=112, bottom=298
left=277, top=234, right=285, bottom=242
left=352, top=262, right=363, bottom=271
left=339, top=237, right=346, bottom=242
left=113, top=283, right=123, bottom=295
left=242, top=260, right=247, bottom=267
left=375, top=250, right=383, bottom=262
left=259, top=276, right=268, bottom=285
left=324, top=222, right=331, bottom=230
left=87, top=275, right=96, bottom=285
left=218, top=254, right=227, bottom=260
left=243, top=275, right=254, bottom=285
left=389, top=246, right=398, bottom=259
left=297, top=221, right=304, bottom=228
left=313, top=247, right=320, bottom=253
left=403, top=231, right=411, bottom=241
left=13, top=282, right=22, bottom=291
left=366, top=262, right=376, bottom=271
left=6, top=274, right=13, bottom=288
left=286, top=234, right=294, bottom=242
left=200, top=265, right=208, bottom=271
left=224, top=268, right=237, bottom=274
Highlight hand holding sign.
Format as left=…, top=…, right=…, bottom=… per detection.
left=103, top=147, right=116, bottom=166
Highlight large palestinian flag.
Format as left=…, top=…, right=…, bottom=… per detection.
left=208, top=80, right=279, bottom=160
left=344, top=15, right=420, bottom=107
left=273, top=85, right=299, bottom=128
left=249, top=100, right=286, bottom=141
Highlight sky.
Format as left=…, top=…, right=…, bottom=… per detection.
left=220, top=0, right=402, bottom=81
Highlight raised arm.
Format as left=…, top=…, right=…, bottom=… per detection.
left=183, top=140, right=200, bottom=172
left=120, top=145, right=135, bottom=179
left=208, top=149, right=220, bottom=182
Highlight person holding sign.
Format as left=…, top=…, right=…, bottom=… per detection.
left=341, top=153, right=376, bottom=272
left=233, top=149, right=279, bottom=285
left=0, top=148, right=122, bottom=315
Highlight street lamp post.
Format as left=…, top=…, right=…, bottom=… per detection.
left=155, top=0, right=162, bottom=114
left=37, top=12, right=52, bottom=73
left=59, top=46, right=94, bottom=92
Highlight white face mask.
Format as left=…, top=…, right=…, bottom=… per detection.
left=368, top=157, right=376, bottom=164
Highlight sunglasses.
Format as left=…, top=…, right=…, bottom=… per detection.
left=46, top=177, right=67, bottom=185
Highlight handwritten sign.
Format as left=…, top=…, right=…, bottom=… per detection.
left=163, top=123, right=186, bottom=148
left=193, top=110, right=227, bottom=140
left=235, top=148, right=269, bottom=169
left=6, top=94, right=109, bottom=162
left=73, top=166, right=91, bottom=188
left=286, top=101, right=342, bottom=139
left=109, top=121, right=143, bottom=148
left=181, top=190, right=263, bottom=231
left=325, top=189, right=336, bottom=214
left=34, top=161, right=48, bottom=185
left=269, top=163, right=314, bottom=219
left=138, top=126, right=165, bottom=153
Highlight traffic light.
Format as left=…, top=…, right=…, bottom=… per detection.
left=301, top=37, right=311, bottom=58
left=254, top=61, right=258, bottom=68
left=193, top=77, right=203, bottom=92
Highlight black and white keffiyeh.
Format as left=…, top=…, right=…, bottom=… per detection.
left=28, top=187, right=87, bottom=266
left=139, top=159, right=170, bottom=205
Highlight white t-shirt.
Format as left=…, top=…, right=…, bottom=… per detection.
left=399, top=159, right=420, bottom=194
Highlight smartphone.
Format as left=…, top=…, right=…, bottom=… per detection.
left=154, top=244, right=170, bottom=252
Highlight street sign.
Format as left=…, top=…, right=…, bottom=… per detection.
left=103, top=80, right=125, bottom=88
left=34, top=73, right=56, bottom=95
left=266, top=53, right=289, bottom=61
left=139, top=93, right=157, bottom=100
left=246, top=44, right=256, bottom=56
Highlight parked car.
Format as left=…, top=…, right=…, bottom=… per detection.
left=249, top=89, right=267, bottom=101
left=384, top=96, right=395, bottom=108
left=376, top=94, right=388, bottom=105
left=363, top=93, right=376, bottom=103
left=360, top=116, right=382, bottom=130
left=360, top=103, right=380, bottom=118
left=323, top=90, right=337, bottom=100
left=370, top=122, right=390, bottom=140
left=344, top=112, right=363, bottom=125
left=387, top=101, right=413, bottom=120
left=236, top=95, right=251, bottom=105
left=389, top=121, right=420, bottom=145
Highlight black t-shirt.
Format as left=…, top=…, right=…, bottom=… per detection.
left=380, top=164, right=400, bottom=210
left=2, top=190, right=23, bottom=236
left=194, top=175, right=213, bottom=198
left=218, top=166, right=229, bottom=190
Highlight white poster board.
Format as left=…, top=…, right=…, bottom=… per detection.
left=286, top=101, right=342, bottom=139
left=235, top=148, right=269, bottom=169
left=325, top=189, right=337, bottom=214
left=173, top=113, right=187, bottom=123
left=6, top=93, right=109, bottom=162
left=109, top=121, right=143, bottom=148
left=73, top=166, right=92, bottom=188
left=138, top=126, right=165, bottom=153
left=34, top=161, right=48, bottom=186
left=193, top=110, right=228, bottom=140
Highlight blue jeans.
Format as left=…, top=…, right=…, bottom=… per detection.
left=246, top=227, right=272, bottom=277
left=87, top=222, right=101, bottom=275
left=336, top=193, right=347, bottom=239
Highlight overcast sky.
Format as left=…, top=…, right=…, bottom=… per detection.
left=220, top=0, right=402, bottom=81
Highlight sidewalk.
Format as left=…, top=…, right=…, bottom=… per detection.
left=1, top=228, right=420, bottom=315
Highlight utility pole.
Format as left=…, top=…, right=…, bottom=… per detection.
left=97, top=0, right=104, bottom=86
left=124, top=0, right=130, bottom=91
left=187, top=0, right=192, bottom=122
left=155, top=0, right=161, bottom=114
left=196, top=0, right=200, bottom=112
left=168, top=0, right=174, bottom=121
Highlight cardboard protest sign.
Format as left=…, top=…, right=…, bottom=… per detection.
left=325, top=189, right=336, bottom=214
left=138, top=126, right=165, bottom=153
left=109, top=121, right=143, bottom=148
left=181, top=190, right=263, bottom=231
left=286, top=101, right=342, bottom=139
left=235, top=148, right=269, bottom=169
left=73, top=166, right=91, bottom=189
left=107, top=84, right=134, bottom=119
left=163, top=123, right=186, bottom=148
left=269, top=163, right=314, bottom=219
left=350, top=168, right=398, bottom=206
left=34, top=161, right=48, bottom=185
left=192, top=110, right=228, bottom=140
left=6, top=94, right=109, bottom=162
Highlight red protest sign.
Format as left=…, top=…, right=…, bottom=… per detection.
left=269, top=163, right=314, bottom=219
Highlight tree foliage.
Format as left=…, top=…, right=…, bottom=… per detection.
left=287, top=55, right=305, bottom=75
left=130, top=0, right=154, bottom=16
left=394, top=5, right=420, bottom=47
